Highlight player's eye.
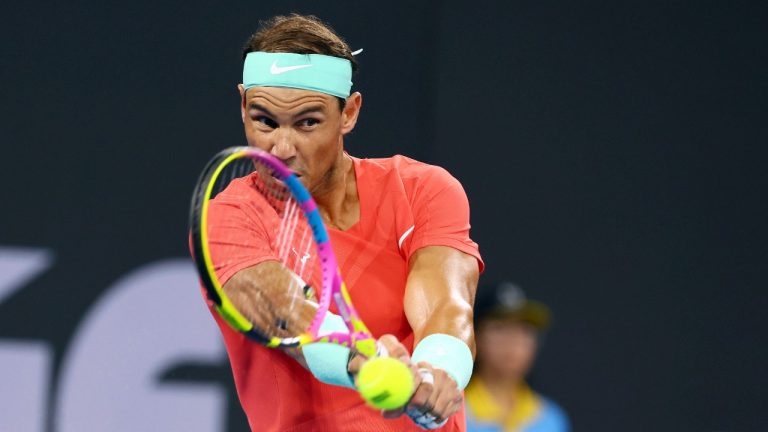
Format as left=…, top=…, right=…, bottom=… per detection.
left=254, top=116, right=278, bottom=129
left=297, top=118, right=320, bottom=129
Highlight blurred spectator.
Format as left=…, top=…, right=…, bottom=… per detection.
left=466, top=282, right=570, bottom=432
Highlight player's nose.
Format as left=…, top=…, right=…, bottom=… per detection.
left=269, top=129, right=298, bottom=160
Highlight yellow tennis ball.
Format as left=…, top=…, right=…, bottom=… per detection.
left=357, top=357, right=414, bottom=410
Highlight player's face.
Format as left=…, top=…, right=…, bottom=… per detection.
left=238, top=85, right=360, bottom=194
left=477, top=319, right=538, bottom=379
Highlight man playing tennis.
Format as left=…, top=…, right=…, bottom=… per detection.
left=204, top=14, right=483, bottom=431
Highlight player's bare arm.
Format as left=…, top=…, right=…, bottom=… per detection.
left=224, top=263, right=413, bottom=373
left=223, top=262, right=316, bottom=367
left=399, top=245, right=480, bottom=422
left=405, top=246, right=479, bottom=349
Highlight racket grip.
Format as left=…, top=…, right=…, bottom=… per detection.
left=405, top=368, right=449, bottom=429
left=405, top=407, right=449, bottom=430
left=375, top=340, right=389, bottom=358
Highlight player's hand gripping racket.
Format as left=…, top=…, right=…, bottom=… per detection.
left=189, top=146, right=415, bottom=411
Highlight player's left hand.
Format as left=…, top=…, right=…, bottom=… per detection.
left=348, top=334, right=411, bottom=377
left=382, top=361, right=463, bottom=428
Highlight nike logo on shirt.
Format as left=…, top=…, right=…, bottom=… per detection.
left=270, top=61, right=313, bottom=75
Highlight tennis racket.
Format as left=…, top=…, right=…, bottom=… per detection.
left=191, top=146, right=452, bottom=429
left=189, top=146, right=379, bottom=369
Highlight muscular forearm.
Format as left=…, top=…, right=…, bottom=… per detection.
left=399, top=246, right=479, bottom=426
left=414, top=298, right=476, bottom=357
left=404, top=245, right=479, bottom=355
left=223, top=260, right=317, bottom=335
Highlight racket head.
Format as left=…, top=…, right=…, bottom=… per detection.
left=190, top=146, right=373, bottom=353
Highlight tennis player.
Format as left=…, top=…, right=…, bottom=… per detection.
left=204, top=14, right=483, bottom=431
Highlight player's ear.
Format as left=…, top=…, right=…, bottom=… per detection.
left=238, top=84, right=246, bottom=123
left=340, top=92, right=362, bottom=135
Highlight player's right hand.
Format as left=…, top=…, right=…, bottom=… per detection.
left=402, top=361, right=462, bottom=428
left=379, top=360, right=462, bottom=429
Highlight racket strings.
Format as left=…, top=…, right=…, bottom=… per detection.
left=211, top=158, right=320, bottom=341
left=225, top=263, right=312, bottom=338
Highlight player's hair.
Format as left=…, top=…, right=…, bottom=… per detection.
left=243, top=14, right=358, bottom=110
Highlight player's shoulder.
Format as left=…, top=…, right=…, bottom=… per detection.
left=355, top=154, right=460, bottom=190
left=212, top=173, right=257, bottom=199
left=208, top=172, right=265, bottom=212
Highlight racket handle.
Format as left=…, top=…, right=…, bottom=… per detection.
left=405, top=407, right=449, bottom=430
left=405, top=368, right=449, bottom=429
left=375, top=340, right=389, bottom=358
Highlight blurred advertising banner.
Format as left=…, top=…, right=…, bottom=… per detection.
left=0, top=247, right=229, bottom=432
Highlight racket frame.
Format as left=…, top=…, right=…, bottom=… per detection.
left=190, top=146, right=376, bottom=357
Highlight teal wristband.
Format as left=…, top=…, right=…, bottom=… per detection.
left=411, top=334, right=474, bottom=390
left=302, top=312, right=355, bottom=389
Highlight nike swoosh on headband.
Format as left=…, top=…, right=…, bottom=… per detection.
left=244, top=52, right=352, bottom=98
left=270, top=61, right=313, bottom=75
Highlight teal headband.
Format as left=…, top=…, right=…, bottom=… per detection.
left=242, top=52, right=352, bottom=98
